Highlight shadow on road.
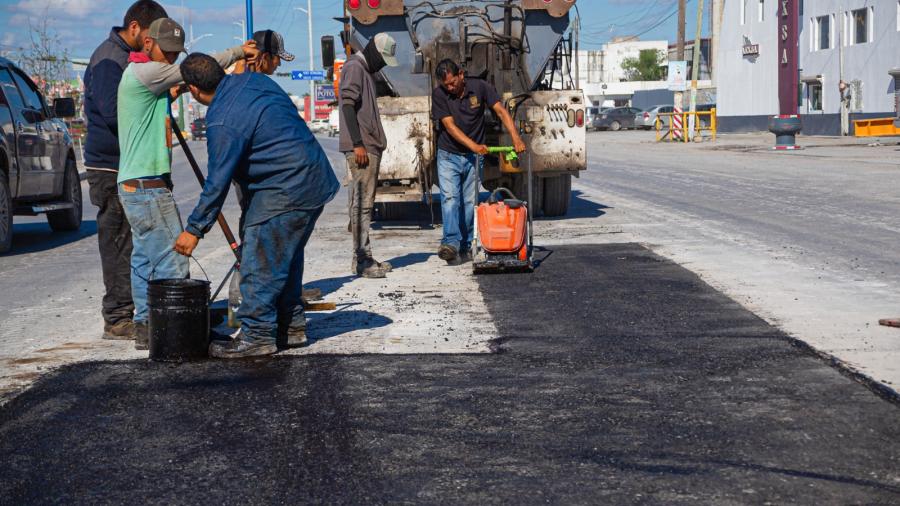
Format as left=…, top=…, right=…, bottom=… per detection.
left=3, top=220, right=97, bottom=256
left=539, top=190, right=610, bottom=221
left=306, top=309, right=393, bottom=341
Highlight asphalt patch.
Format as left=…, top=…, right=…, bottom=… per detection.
left=0, top=244, right=898, bottom=504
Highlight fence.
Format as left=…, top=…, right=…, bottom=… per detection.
left=656, top=108, right=717, bottom=142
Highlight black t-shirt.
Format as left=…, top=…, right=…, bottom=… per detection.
left=431, top=78, right=501, bottom=154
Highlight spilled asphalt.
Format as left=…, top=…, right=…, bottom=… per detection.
left=0, top=244, right=898, bottom=504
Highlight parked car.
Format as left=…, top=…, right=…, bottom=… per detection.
left=592, top=107, right=642, bottom=131
left=327, top=108, right=340, bottom=137
left=0, top=57, right=80, bottom=253
left=585, top=107, right=611, bottom=131
left=309, top=118, right=330, bottom=134
left=635, top=105, right=675, bottom=130
left=190, top=117, right=206, bottom=140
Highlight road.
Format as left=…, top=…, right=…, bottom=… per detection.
left=562, top=131, right=900, bottom=389
left=0, top=131, right=898, bottom=502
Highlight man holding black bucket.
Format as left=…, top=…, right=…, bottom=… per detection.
left=173, top=53, right=339, bottom=359
left=116, top=18, right=258, bottom=350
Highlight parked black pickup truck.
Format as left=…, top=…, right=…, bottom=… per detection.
left=0, top=57, right=80, bottom=253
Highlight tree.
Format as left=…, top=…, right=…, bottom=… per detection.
left=620, top=49, right=666, bottom=82
left=16, top=13, right=71, bottom=95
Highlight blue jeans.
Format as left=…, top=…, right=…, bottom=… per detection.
left=118, top=184, right=190, bottom=323
left=238, top=207, right=323, bottom=344
left=437, top=149, right=483, bottom=252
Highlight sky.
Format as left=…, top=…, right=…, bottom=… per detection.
left=0, top=0, right=706, bottom=95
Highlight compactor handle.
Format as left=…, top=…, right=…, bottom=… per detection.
left=486, top=146, right=519, bottom=162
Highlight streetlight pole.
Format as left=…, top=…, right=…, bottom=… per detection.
left=295, top=1, right=315, bottom=119
left=245, top=0, right=253, bottom=39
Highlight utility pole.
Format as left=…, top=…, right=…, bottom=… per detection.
left=295, top=1, right=315, bottom=120
left=839, top=16, right=849, bottom=136
left=677, top=0, right=686, bottom=60
left=688, top=0, right=705, bottom=136
left=245, top=0, right=253, bottom=39
left=711, top=0, right=722, bottom=83
left=674, top=0, right=687, bottom=140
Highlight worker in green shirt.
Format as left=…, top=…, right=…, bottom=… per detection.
left=117, top=17, right=258, bottom=350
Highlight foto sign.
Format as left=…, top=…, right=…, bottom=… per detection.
left=667, top=61, right=687, bottom=91
left=291, top=70, right=326, bottom=80
left=316, top=85, right=335, bottom=102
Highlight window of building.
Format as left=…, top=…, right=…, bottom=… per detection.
left=808, top=83, right=823, bottom=111
left=741, top=0, right=747, bottom=25
left=814, top=15, right=831, bottom=49
left=851, top=7, right=870, bottom=44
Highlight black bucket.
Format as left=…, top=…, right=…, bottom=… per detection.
left=148, top=278, right=211, bottom=362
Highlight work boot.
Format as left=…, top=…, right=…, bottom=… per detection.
left=354, top=257, right=388, bottom=279
left=102, top=319, right=135, bottom=340
left=438, top=244, right=458, bottom=264
left=209, top=335, right=277, bottom=359
left=134, top=321, right=149, bottom=351
left=277, top=327, right=308, bottom=349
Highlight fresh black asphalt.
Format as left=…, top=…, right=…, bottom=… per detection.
left=0, top=244, right=898, bottom=504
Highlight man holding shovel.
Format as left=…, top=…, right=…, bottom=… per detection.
left=174, top=53, right=339, bottom=359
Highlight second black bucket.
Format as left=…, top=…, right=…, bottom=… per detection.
left=148, top=278, right=211, bottom=362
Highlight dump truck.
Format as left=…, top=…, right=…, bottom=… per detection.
left=328, top=0, right=586, bottom=218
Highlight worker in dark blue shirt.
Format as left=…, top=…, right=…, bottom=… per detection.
left=173, top=53, right=340, bottom=359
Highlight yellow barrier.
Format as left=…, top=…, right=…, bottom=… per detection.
left=853, top=117, right=900, bottom=137
left=656, top=108, right=717, bottom=142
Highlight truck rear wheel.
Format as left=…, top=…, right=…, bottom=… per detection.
left=48, top=158, right=82, bottom=232
left=0, top=174, right=11, bottom=253
left=542, top=174, right=572, bottom=217
left=508, top=173, right=545, bottom=217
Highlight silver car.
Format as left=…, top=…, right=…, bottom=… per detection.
left=635, top=105, right=675, bottom=130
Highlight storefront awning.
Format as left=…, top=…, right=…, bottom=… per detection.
left=800, top=74, right=823, bottom=83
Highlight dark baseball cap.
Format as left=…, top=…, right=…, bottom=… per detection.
left=149, top=18, right=186, bottom=53
left=252, top=30, right=295, bottom=61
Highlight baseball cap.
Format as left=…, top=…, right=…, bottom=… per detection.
left=252, top=30, right=295, bottom=62
left=373, top=33, right=398, bottom=67
left=149, top=18, right=186, bottom=53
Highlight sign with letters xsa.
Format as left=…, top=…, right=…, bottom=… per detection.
left=777, top=0, right=799, bottom=114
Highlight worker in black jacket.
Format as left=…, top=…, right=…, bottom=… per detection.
left=338, top=33, right=399, bottom=279
left=82, top=0, right=168, bottom=341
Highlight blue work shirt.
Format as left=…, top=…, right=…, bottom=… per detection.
left=185, top=72, right=339, bottom=238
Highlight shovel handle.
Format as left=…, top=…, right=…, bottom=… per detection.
left=170, top=112, right=241, bottom=261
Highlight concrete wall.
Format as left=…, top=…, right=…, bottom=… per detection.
left=716, top=0, right=780, bottom=118
left=800, top=0, right=899, bottom=116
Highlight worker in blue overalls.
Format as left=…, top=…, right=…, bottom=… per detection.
left=173, top=53, right=339, bottom=359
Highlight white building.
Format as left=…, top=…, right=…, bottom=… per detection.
left=716, top=0, right=899, bottom=134
left=567, top=38, right=670, bottom=106
left=800, top=0, right=899, bottom=133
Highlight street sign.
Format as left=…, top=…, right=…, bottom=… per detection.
left=291, top=70, right=326, bottom=80
left=316, top=85, right=335, bottom=102
left=667, top=61, right=687, bottom=91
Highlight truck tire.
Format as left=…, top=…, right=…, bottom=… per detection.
left=509, top=173, right=544, bottom=217
left=47, top=158, right=82, bottom=232
left=0, top=174, right=11, bottom=253
left=542, top=174, right=572, bottom=217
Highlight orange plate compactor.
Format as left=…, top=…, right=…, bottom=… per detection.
left=472, top=148, right=534, bottom=273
